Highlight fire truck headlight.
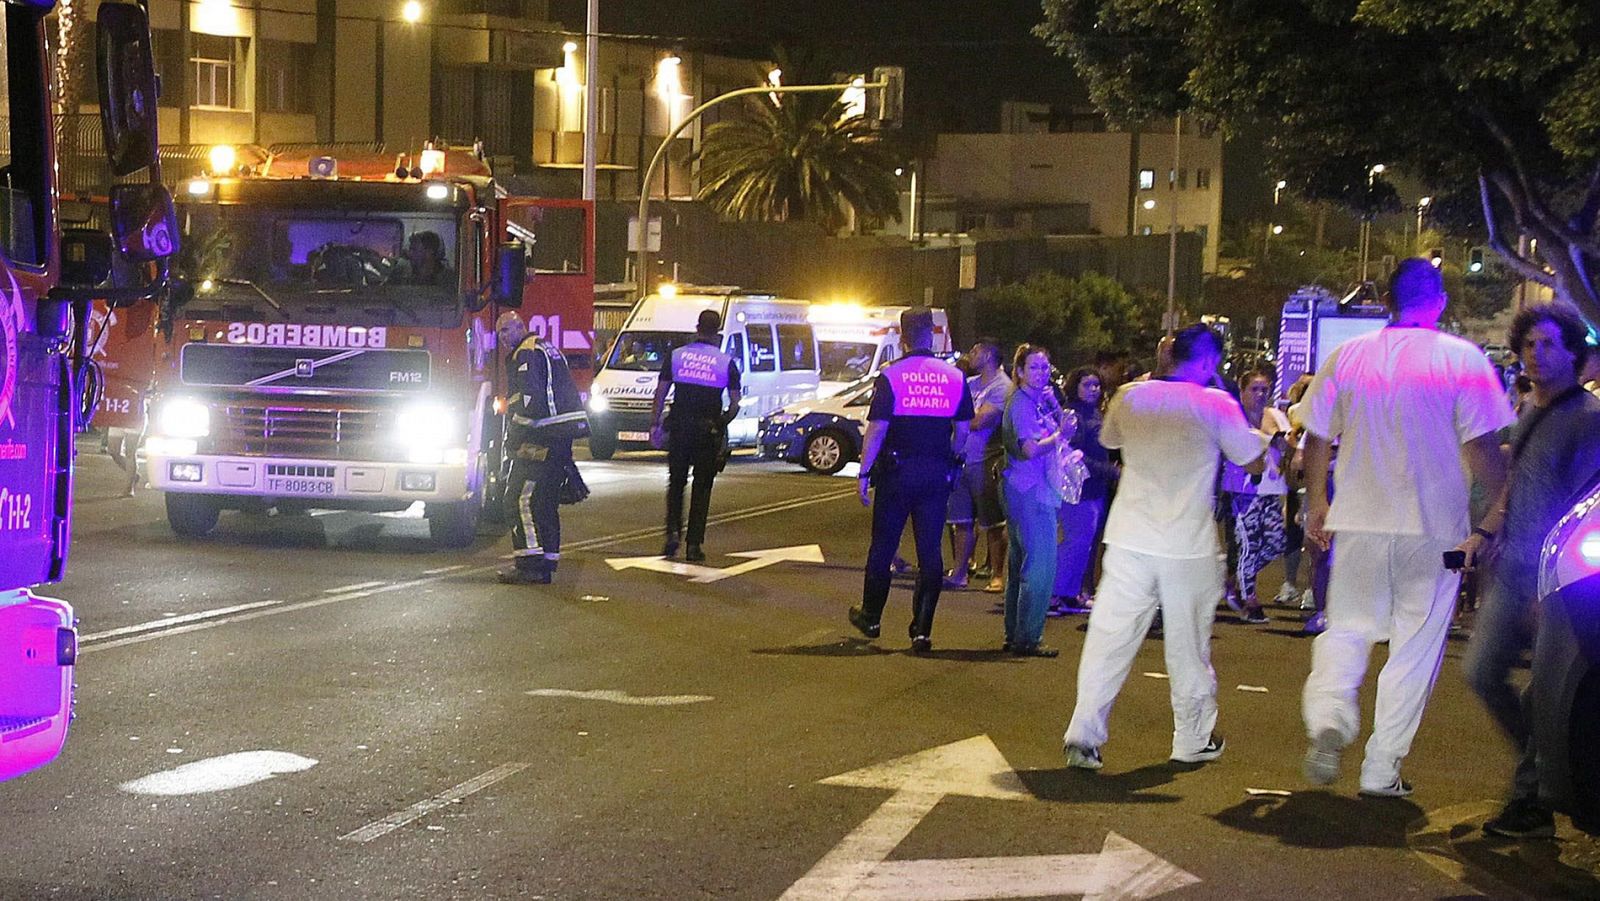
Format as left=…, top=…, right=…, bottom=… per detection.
left=588, top=394, right=610, bottom=413
left=157, top=398, right=211, bottom=439
left=395, top=402, right=454, bottom=449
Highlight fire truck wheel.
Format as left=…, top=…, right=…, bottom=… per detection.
left=427, top=501, right=479, bottom=548
left=165, top=493, right=221, bottom=538
left=588, top=431, right=617, bottom=461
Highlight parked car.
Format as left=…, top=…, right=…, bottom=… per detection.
left=758, top=373, right=875, bottom=474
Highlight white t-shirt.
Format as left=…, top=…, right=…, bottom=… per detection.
left=1303, top=327, right=1514, bottom=538
left=1101, top=380, right=1267, bottom=559
left=1221, top=406, right=1290, bottom=495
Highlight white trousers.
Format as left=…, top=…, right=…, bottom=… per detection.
left=1064, top=545, right=1224, bottom=758
left=1301, top=531, right=1459, bottom=789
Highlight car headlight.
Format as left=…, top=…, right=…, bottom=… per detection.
left=588, top=394, right=610, bottom=413
left=157, top=398, right=210, bottom=438
left=395, top=402, right=455, bottom=449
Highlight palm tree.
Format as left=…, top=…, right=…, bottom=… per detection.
left=692, top=86, right=902, bottom=235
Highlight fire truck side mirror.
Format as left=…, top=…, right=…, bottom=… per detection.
left=95, top=3, right=161, bottom=176
left=489, top=241, right=526, bottom=308
left=109, top=183, right=180, bottom=263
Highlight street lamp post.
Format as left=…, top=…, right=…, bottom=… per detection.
left=581, top=0, right=598, bottom=202
left=633, top=79, right=888, bottom=299
left=1415, top=195, right=1431, bottom=252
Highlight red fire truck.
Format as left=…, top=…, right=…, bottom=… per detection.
left=2, top=2, right=176, bottom=782
left=140, top=148, right=594, bottom=545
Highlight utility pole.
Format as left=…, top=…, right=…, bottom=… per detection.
left=581, top=0, right=598, bottom=202
left=634, top=78, right=890, bottom=299
left=1165, top=114, right=1180, bottom=334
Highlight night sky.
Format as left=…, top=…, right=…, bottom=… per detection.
left=552, top=0, right=1089, bottom=143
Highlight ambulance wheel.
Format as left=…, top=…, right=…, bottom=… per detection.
left=427, top=500, right=478, bottom=548
left=588, top=430, right=617, bottom=460
left=803, top=430, right=851, bottom=475
left=165, top=493, right=221, bottom=538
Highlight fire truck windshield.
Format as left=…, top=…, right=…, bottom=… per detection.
left=177, top=204, right=461, bottom=319
left=0, top=5, right=47, bottom=267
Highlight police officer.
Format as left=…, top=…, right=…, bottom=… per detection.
left=498, top=329, right=586, bottom=585
left=849, top=308, right=973, bottom=654
left=651, top=309, right=741, bottom=562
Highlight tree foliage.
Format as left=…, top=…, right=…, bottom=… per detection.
left=1036, top=0, right=1600, bottom=324
left=692, top=77, right=902, bottom=235
left=976, top=271, right=1164, bottom=365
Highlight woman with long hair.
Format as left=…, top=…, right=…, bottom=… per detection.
left=1051, top=366, right=1116, bottom=613
left=1000, top=344, right=1075, bottom=656
left=1220, top=366, right=1291, bottom=623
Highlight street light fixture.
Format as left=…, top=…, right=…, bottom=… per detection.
left=1271, top=224, right=1284, bottom=235
left=401, top=0, right=422, bottom=22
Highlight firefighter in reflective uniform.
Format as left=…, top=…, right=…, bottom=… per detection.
left=651, top=309, right=742, bottom=562
left=849, top=308, right=973, bottom=654
left=499, top=331, right=586, bottom=585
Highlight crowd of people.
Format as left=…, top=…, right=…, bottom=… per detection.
left=487, top=259, right=1597, bottom=837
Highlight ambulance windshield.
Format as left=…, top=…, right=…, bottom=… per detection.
left=176, top=204, right=461, bottom=317
left=818, top=340, right=878, bottom=383
left=605, top=331, right=693, bottom=372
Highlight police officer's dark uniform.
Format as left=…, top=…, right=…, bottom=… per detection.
left=653, top=309, right=741, bottom=562
left=849, top=312, right=972, bottom=653
left=499, top=333, right=585, bottom=584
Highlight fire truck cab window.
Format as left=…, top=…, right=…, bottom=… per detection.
left=505, top=204, right=586, bottom=274
left=0, top=6, right=49, bottom=266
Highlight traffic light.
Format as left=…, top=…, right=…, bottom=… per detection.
left=1429, top=248, right=1444, bottom=268
left=1468, top=246, right=1486, bottom=274
left=866, top=66, right=904, bottom=130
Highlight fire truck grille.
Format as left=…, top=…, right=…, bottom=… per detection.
left=216, top=405, right=391, bottom=460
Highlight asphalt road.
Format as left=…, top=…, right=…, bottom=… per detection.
left=4, top=442, right=1599, bottom=900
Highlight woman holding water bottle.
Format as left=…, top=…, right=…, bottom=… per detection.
left=1000, top=344, right=1076, bottom=657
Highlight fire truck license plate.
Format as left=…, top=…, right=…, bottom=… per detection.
left=266, top=476, right=335, bottom=496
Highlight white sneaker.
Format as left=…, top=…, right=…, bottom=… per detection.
left=1299, top=592, right=1318, bottom=611
left=1171, top=734, right=1226, bottom=763
left=1273, top=582, right=1300, bottom=605
left=1303, top=728, right=1342, bottom=785
left=1064, top=743, right=1103, bottom=770
left=1359, top=776, right=1414, bottom=798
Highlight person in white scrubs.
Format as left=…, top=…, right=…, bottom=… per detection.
left=1062, top=324, right=1267, bottom=770
left=1299, top=258, right=1512, bottom=797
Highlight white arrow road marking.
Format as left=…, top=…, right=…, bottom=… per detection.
left=782, top=735, right=1198, bottom=901
left=856, top=833, right=1201, bottom=901
left=606, top=544, right=825, bottom=584
left=339, top=762, right=530, bottom=843
left=526, top=688, right=713, bottom=706
left=119, top=751, right=318, bottom=796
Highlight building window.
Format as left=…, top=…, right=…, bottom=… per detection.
left=191, top=34, right=245, bottom=109
left=1177, top=168, right=1188, bottom=189
left=1138, top=168, right=1155, bottom=190
left=259, top=40, right=314, bottom=114
left=1196, top=167, right=1211, bottom=190
left=1196, top=224, right=1209, bottom=244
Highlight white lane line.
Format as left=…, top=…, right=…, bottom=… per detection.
left=78, top=601, right=281, bottom=642
left=338, top=762, right=529, bottom=843
left=325, top=581, right=386, bottom=593
left=80, top=486, right=859, bottom=653
left=421, top=565, right=468, bottom=575
left=526, top=688, right=713, bottom=706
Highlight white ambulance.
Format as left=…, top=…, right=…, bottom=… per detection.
left=585, top=286, right=819, bottom=459
left=810, top=304, right=952, bottom=397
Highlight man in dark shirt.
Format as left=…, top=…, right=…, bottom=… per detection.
left=1462, top=304, right=1600, bottom=838
left=848, top=308, right=973, bottom=653
left=651, top=309, right=742, bottom=562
